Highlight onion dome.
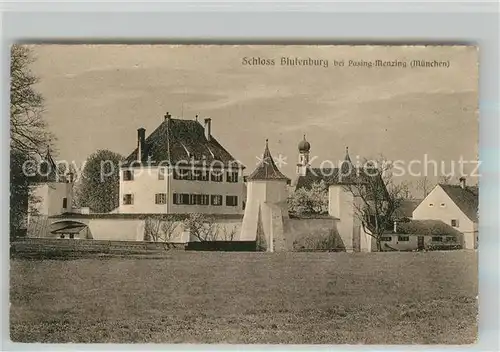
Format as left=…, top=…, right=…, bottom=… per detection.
left=298, top=134, right=311, bottom=152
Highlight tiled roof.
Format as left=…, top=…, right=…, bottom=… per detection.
left=123, top=117, right=243, bottom=168
left=395, top=219, right=463, bottom=237
left=440, top=184, right=479, bottom=222
left=393, top=199, right=423, bottom=219
left=247, top=140, right=290, bottom=182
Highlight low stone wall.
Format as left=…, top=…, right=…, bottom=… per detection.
left=29, top=214, right=355, bottom=252
left=283, top=217, right=345, bottom=251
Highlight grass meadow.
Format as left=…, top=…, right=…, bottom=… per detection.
left=10, top=251, right=477, bottom=344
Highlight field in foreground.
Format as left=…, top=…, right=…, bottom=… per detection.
left=10, top=251, right=477, bottom=344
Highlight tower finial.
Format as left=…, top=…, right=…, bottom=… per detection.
left=266, top=138, right=269, bottom=146
left=303, top=134, right=306, bottom=140
left=344, top=146, right=352, bottom=163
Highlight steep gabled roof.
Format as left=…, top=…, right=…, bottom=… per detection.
left=247, top=140, right=290, bottom=182
left=439, top=184, right=479, bottom=222
left=123, top=117, right=243, bottom=168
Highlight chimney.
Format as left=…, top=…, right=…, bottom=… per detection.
left=204, top=118, right=212, bottom=141
left=66, top=172, right=74, bottom=184
left=393, top=221, right=397, bottom=233
left=137, top=128, right=146, bottom=162
left=164, top=111, right=171, bottom=121
left=459, top=176, right=466, bottom=189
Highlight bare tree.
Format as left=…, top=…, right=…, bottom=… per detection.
left=144, top=215, right=179, bottom=249
left=439, top=175, right=452, bottom=185
left=183, top=213, right=219, bottom=242
left=10, top=45, right=53, bottom=156
left=342, top=156, right=410, bottom=251
left=416, top=176, right=433, bottom=198
left=220, top=225, right=238, bottom=241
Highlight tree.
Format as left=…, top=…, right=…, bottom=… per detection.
left=416, top=176, right=433, bottom=199
left=288, top=180, right=329, bottom=215
left=183, top=213, right=220, bottom=242
left=10, top=151, right=38, bottom=238
left=144, top=215, right=180, bottom=249
left=76, top=150, right=123, bottom=213
left=10, top=45, right=53, bottom=236
left=342, top=156, right=410, bottom=251
left=220, top=225, right=238, bottom=241
left=438, top=175, right=452, bottom=185
left=10, top=45, right=52, bottom=155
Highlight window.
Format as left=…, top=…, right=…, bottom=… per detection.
left=158, top=168, right=165, bottom=180
left=428, top=203, right=434, bottom=207
left=173, top=193, right=190, bottom=205
left=191, top=169, right=210, bottom=181
left=123, top=170, right=133, bottom=181
left=201, top=170, right=210, bottom=181
left=123, top=194, right=133, bottom=205
left=226, top=195, right=238, bottom=206
left=211, top=195, right=223, bottom=206
left=173, top=168, right=191, bottom=180
left=397, top=236, right=409, bottom=242
left=189, top=194, right=210, bottom=205
left=451, top=219, right=459, bottom=227
left=211, top=170, right=223, bottom=182
left=155, top=193, right=167, bottom=204
left=432, top=236, right=443, bottom=242
left=440, top=203, right=446, bottom=207
left=62, top=197, right=68, bottom=208
left=444, top=236, right=456, bottom=243
left=226, top=171, right=239, bottom=183
left=69, top=234, right=75, bottom=239
left=380, top=236, right=392, bottom=242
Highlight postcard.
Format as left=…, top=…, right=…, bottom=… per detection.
left=10, top=44, right=478, bottom=344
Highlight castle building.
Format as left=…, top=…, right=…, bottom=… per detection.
left=118, top=113, right=246, bottom=215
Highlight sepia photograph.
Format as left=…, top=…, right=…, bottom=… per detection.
left=9, top=44, right=478, bottom=344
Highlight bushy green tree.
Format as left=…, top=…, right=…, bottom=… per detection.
left=76, top=150, right=123, bottom=213
left=288, top=180, right=329, bottom=215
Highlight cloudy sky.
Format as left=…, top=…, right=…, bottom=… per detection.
left=30, top=44, right=478, bottom=186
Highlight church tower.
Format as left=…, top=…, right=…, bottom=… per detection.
left=296, top=134, right=311, bottom=176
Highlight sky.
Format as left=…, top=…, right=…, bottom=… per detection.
left=29, top=44, right=478, bottom=190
